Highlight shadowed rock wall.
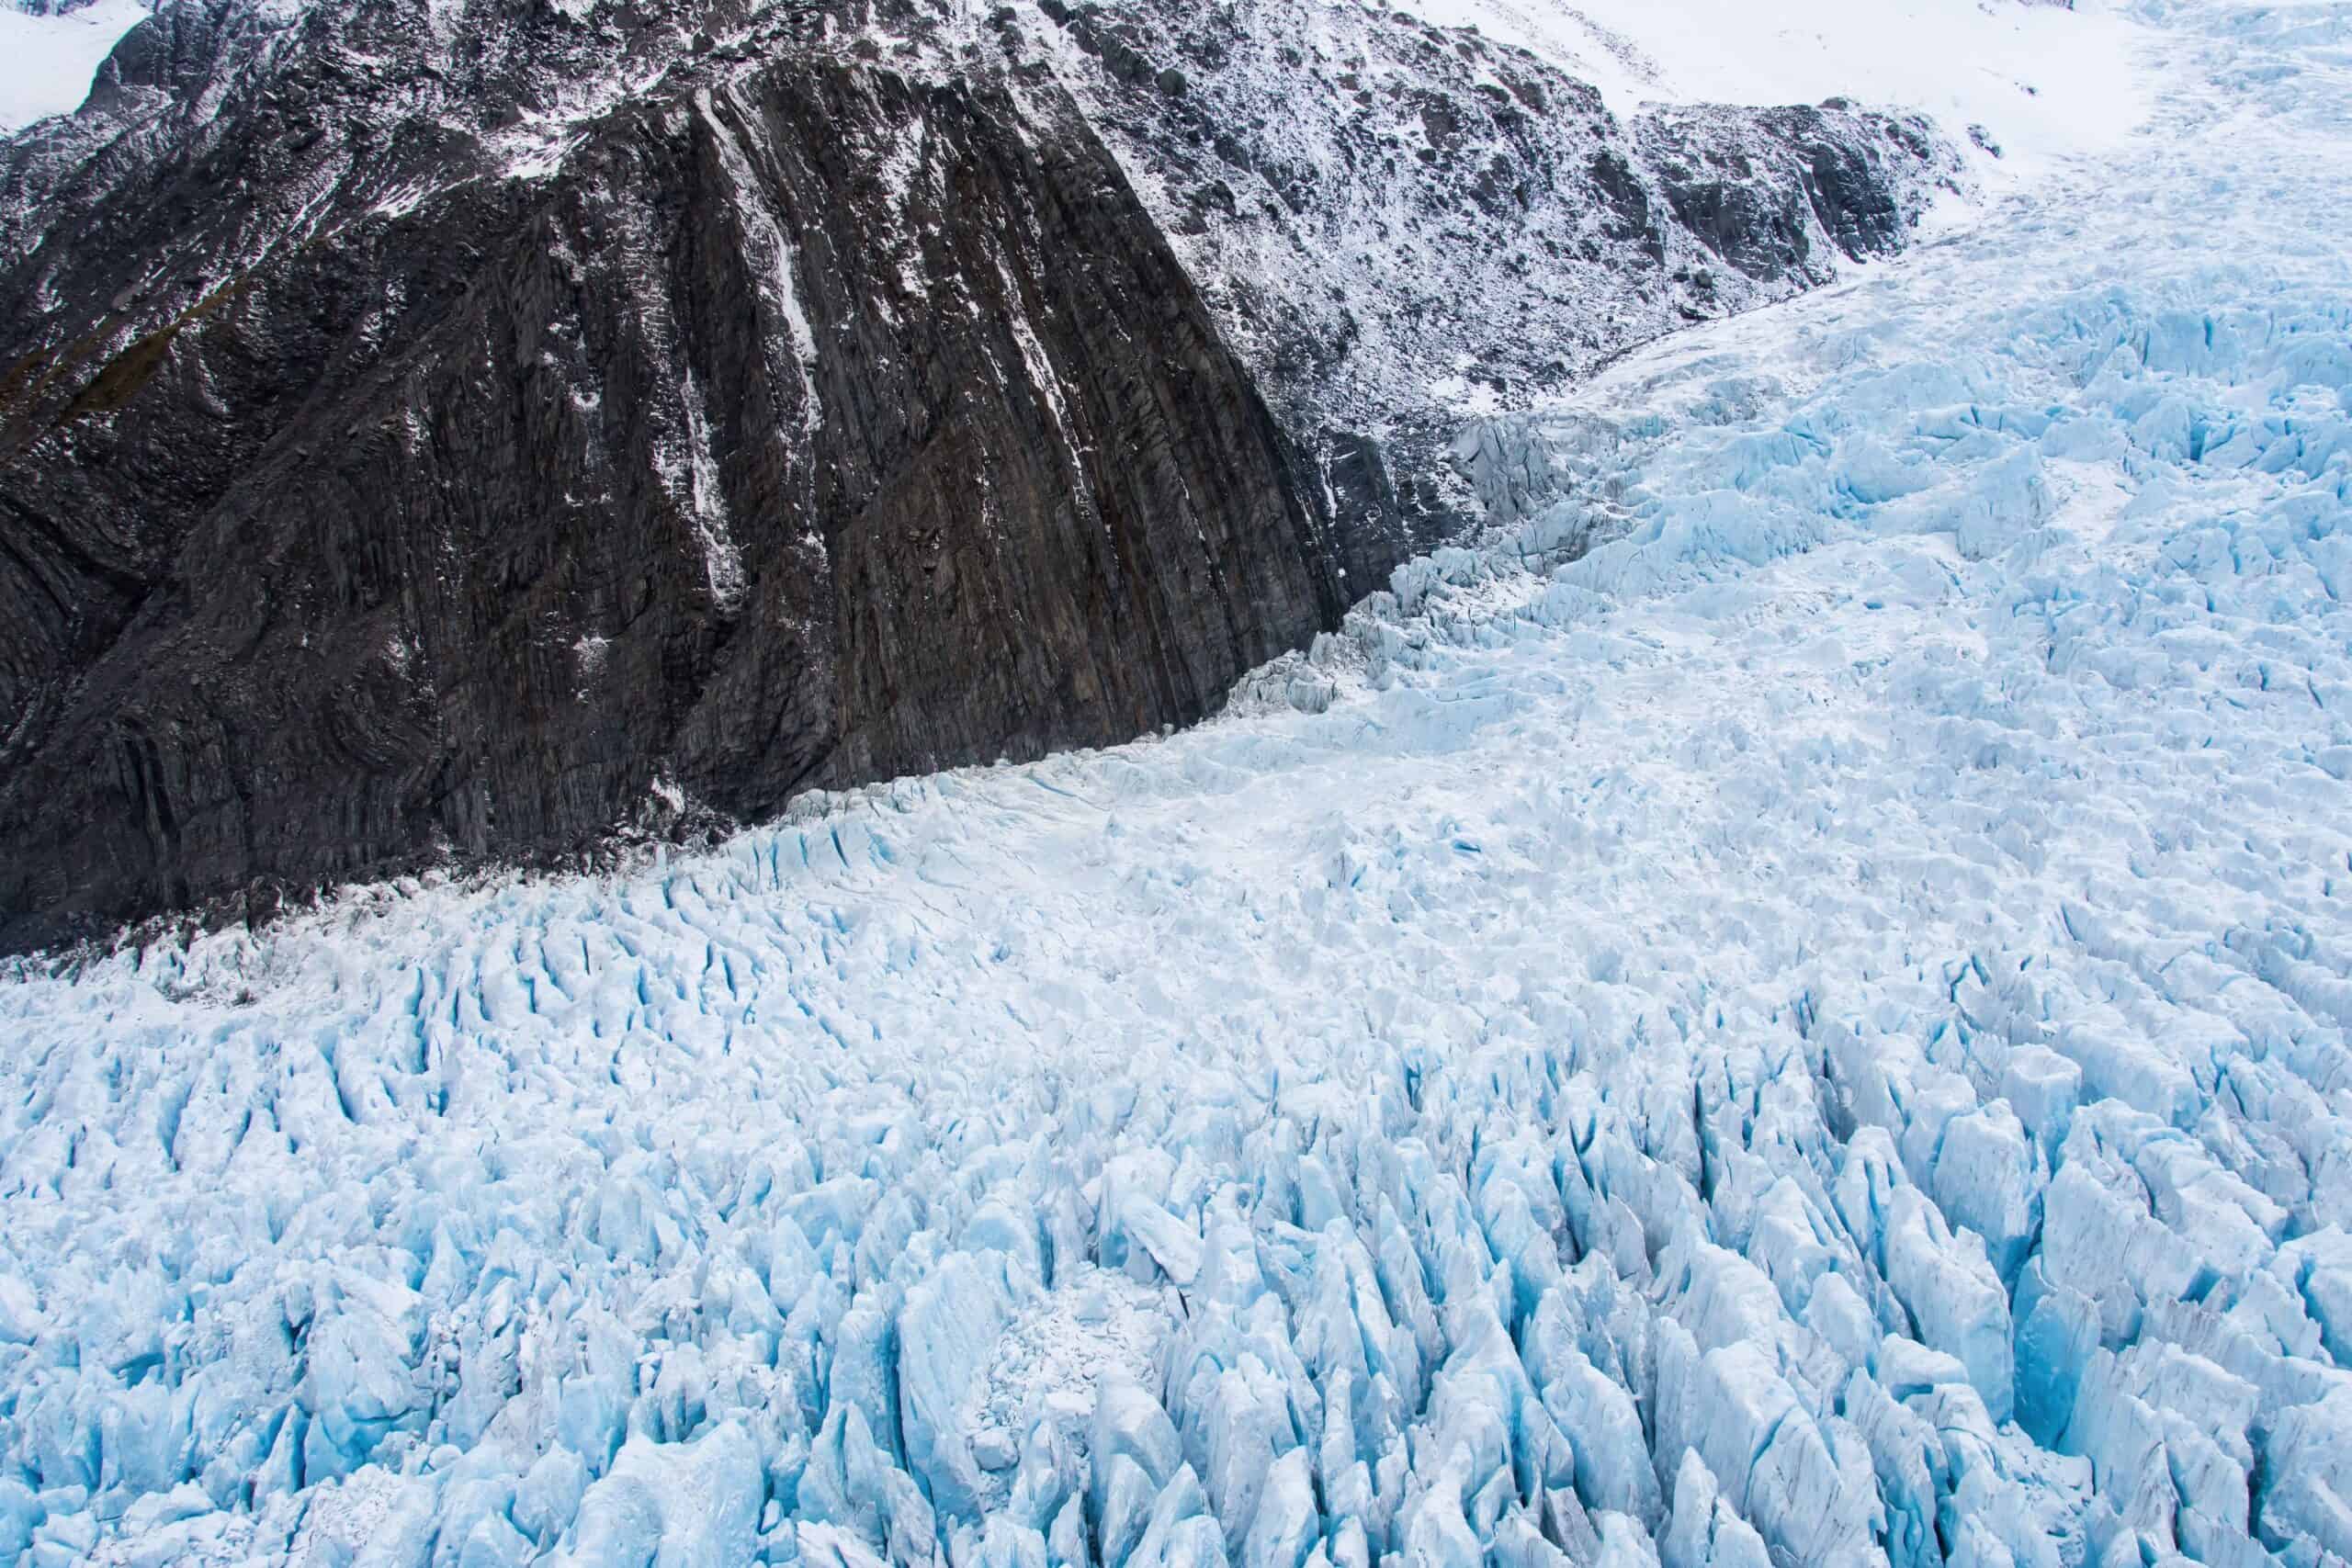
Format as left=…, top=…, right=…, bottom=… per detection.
left=0, top=40, right=1341, bottom=947
left=0, top=0, right=1951, bottom=950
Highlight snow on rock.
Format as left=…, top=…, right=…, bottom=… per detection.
left=1, top=0, right=2349, bottom=1564
left=1379, top=0, right=2154, bottom=175
left=0, top=0, right=148, bottom=131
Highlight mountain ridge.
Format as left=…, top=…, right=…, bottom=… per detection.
left=0, top=0, right=1956, bottom=951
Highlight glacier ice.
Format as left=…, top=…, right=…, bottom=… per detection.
left=3, top=0, right=2352, bottom=1564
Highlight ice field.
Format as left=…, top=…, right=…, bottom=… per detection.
left=0, top=0, right=151, bottom=134
left=6, top=0, right=2352, bottom=1562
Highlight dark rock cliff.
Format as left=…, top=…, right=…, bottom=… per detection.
left=0, top=0, right=1954, bottom=950
left=1030, top=0, right=1959, bottom=568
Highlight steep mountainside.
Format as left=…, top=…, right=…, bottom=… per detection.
left=0, top=0, right=1955, bottom=949
left=6, top=0, right=2352, bottom=1557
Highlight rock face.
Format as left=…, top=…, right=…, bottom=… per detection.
left=0, top=0, right=1956, bottom=950
left=1035, top=1, right=1958, bottom=566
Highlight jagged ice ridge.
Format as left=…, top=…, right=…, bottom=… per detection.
left=4, top=0, right=2352, bottom=1565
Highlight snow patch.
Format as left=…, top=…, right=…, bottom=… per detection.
left=0, top=0, right=147, bottom=132
left=1379, top=0, right=2155, bottom=173
left=697, top=85, right=825, bottom=434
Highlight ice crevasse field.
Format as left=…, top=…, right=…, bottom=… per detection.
left=6, top=0, right=2352, bottom=1563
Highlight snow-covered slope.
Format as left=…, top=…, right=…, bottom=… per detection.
left=4, top=2, right=2350, bottom=1567
left=1025, top=0, right=1964, bottom=565
left=1381, top=0, right=2153, bottom=175
left=0, top=0, right=148, bottom=130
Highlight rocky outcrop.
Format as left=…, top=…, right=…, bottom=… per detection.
left=0, top=0, right=1956, bottom=950
left=1032, top=0, right=1960, bottom=564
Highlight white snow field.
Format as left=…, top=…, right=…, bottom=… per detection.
left=1383, top=0, right=2150, bottom=175
left=6, top=0, right=2352, bottom=1564
left=0, top=0, right=149, bottom=132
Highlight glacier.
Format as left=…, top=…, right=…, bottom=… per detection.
left=5, top=0, right=2352, bottom=1563
left=0, top=0, right=149, bottom=133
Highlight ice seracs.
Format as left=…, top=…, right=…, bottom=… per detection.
left=3, top=0, right=2351, bottom=1565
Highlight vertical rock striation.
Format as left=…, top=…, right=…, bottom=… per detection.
left=0, top=0, right=1955, bottom=949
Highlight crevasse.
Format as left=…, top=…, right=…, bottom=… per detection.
left=5, top=0, right=2352, bottom=1564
